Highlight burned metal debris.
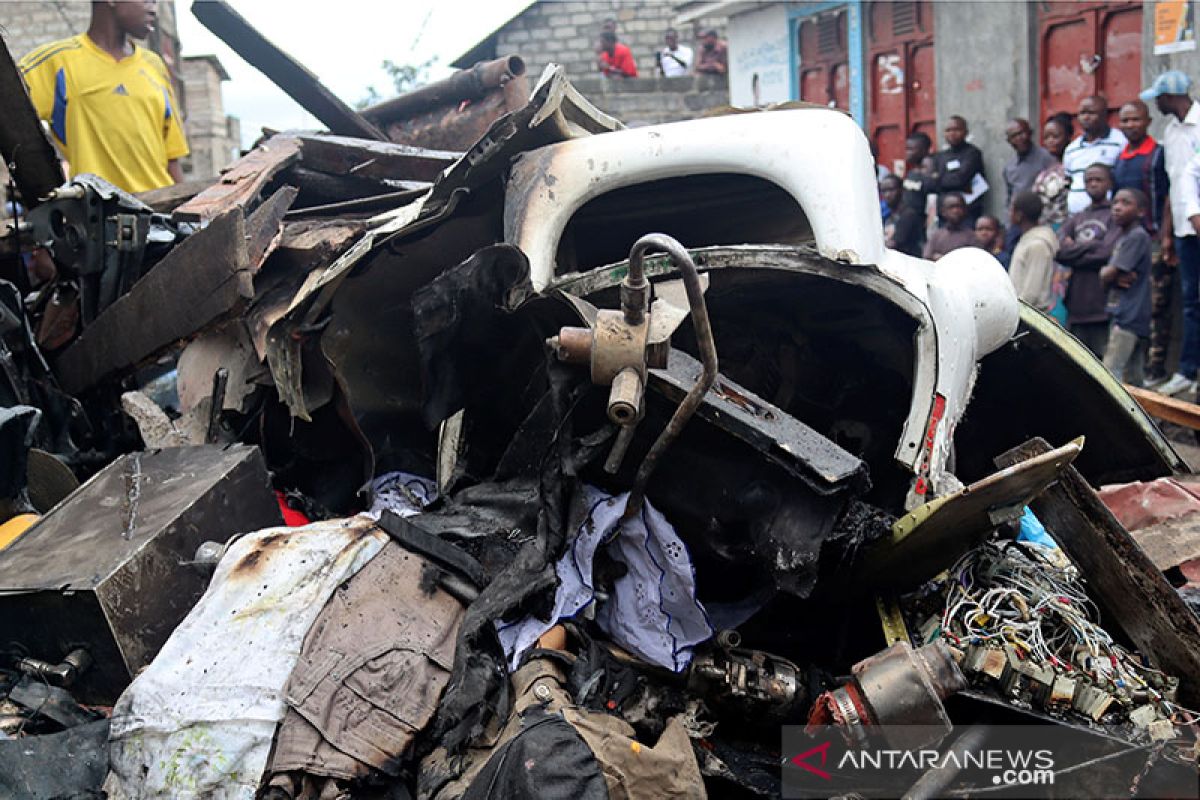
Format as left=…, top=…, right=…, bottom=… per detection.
left=1, top=13, right=1199, bottom=800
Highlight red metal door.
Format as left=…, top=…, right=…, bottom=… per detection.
left=1099, top=5, right=1143, bottom=125
left=797, top=11, right=848, bottom=109
left=866, top=1, right=935, bottom=174
left=1039, top=2, right=1142, bottom=127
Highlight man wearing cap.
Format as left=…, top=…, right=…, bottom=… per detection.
left=1142, top=71, right=1200, bottom=396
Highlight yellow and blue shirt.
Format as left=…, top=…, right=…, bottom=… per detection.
left=18, top=33, right=189, bottom=193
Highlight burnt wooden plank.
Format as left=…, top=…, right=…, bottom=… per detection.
left=295, top=134, right=459, bottom=184
left=135, top=178, right=213, bottom=213
left=173, top=136, right=300, bottom=223
left=996, top=437, right=1200, bottom=708
left=1125, top=384, right=1200, bottom=431
left=245, top=186, right=298, bottom=270
left=0, top=36, right=64, bottom=204
left=190, top=1, right=385, bottom=141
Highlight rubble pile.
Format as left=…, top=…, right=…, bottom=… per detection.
left=2, top=8, right=1200, bottom=799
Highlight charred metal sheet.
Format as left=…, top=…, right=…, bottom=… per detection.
left=295, top=133, right=460, bottom=184
left=997, top=437, right=1200, bottom=708
left=648, top=349, right=868, bottom=494
left=245, top=218, right=365, bottom=360
left=0, top=445, right=283, bottom=703
left=173, top=136, right=301, bottom=223
left=265, top=68, right=620, bottom=420
left=362, top=56, right=531, bottom=152
left=54, top=188, right=295, bottom=394
left=190, top=1, right=385, bottom=141
left=0, top=35, right=63, bottom=206
left=850, top=439, right=1082, bottom=592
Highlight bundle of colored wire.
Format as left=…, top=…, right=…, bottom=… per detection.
left=934, top=540, right=1192, bottom=722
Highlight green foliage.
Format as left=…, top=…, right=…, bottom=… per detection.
left=356, top=56, right=439, bottom=110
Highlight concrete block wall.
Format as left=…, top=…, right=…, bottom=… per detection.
left=571, top=73, right=730, bottom=126
left=496, top=1, right=726, bottom=81
left=180, top=57, right=239, bottom=180
left=0, top=2, right=92, bottom=61
left=932, top=0, right=1035, bottom=216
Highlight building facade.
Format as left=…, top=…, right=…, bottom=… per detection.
left=179, top=55, right=241, bottom=180
left=451, top=0, right=731, bottom=125
left=711, top=0, right=1197, bottom=215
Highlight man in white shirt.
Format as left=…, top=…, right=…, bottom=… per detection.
left=1062, top=95, right=1127, bottom=215
left=1142, top=71, right=1200, bottom=396
left=655, top=28, right=692, bottom=77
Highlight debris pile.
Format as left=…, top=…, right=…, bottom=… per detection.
left=1, top=6, right=1200, bottom=798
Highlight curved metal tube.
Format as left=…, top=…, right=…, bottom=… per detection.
left=624, top=233, right=718, bottom=519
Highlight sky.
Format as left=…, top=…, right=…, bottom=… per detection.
left=177, top=0, right=529, bottom=147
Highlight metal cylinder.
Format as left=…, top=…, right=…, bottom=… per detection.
left=550, top=327, right=592, bottom=365
left=608, top=367, right=643, bottom=425
left=361, top=56, right=527, bottom=124
left=716, top=629, right=742, bottom=649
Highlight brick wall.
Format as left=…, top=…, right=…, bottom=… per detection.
left=180, top=56, right=239, bottom=180
left=571, top=73, right=729, bottom=126
left=0, top=2, right=91, bottom=62
left=496, top=1, right=726, bottom=82
left=0, top=1, right=179, bottom=71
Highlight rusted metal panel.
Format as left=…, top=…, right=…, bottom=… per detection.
left=0, top=445, right=283, bottom=703
left=362, top=56, right=531, bottom=152
left=362, top=56, right=527, bottom=125
left=173, top=136, right=301, bottom=223
left=190, top=0, right=385, bottom=141
left=996, top=437, right=1200, bottom=709
left=0, top=36, right=64, bottom=206
left=1038, top=2, right=1143, bottom=126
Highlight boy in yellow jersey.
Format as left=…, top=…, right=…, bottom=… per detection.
left=18, top=0, right=188, bottom=194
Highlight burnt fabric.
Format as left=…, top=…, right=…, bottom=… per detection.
left=0, top=719, right=109, bottom=800
left=461, top=711, right=607, bottom=800
left=266, top=541, right=465, bottom=790
left=411, top=244, right=534, bottom=430
left=420, top=653, right=706, bottom=800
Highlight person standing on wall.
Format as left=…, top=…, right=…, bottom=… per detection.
left=655, top=28, right=692, bottom=77
left=693, top=29, right=728, bottom=75
left=597, top=29, right=638, bottom=79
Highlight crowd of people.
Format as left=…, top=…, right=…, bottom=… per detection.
left=881, top=71, right=1200, bottom=397
left=596, top=18, right=727, bottom=79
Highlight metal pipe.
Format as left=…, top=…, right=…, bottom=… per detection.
left=361, top=56, right=527, bottom=125
left=623, top=234, right=717, bottom=520
left=15, top=648, right=91, bottom=687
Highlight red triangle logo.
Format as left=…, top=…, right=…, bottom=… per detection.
left=790, top=740, right=832, bottom=780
